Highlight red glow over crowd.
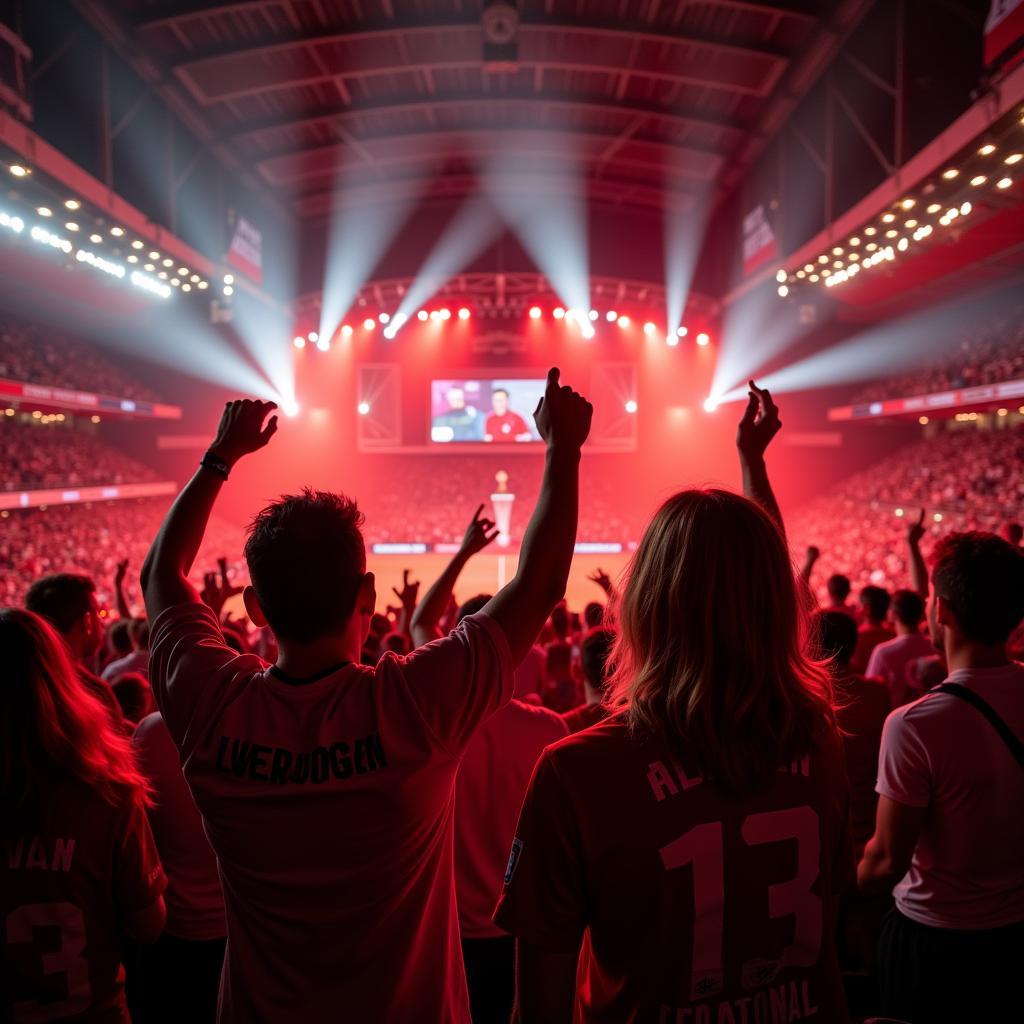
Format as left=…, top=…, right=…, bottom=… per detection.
left=3, top=311, right=1022, bottom=1024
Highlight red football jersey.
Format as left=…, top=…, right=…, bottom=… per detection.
left=2, top=781, right=166, bottom=1022
left=494, top=714, right=853, bottom=1023
left=484, top=411, right=530, bottom=441
left=149, top=601, right=514, bottom=1023
left=455, top=701, right=567, bottom=938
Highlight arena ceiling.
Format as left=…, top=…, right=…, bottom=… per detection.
left=74, top=0, right=876, bottom=220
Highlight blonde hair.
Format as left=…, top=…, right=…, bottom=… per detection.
left=607, top=489, right=835, bottom=791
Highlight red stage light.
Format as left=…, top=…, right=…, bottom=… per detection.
left=696, top=332, right=710, bottom=347
left=528, top=306, right=542, bottom=319
left=363, top=318, right=376, bottom=330
left=457, top=307, right=470, bottom=320
left=417, top=310, right=429, bottom=321
left=439, top=308, right=452, bottom=321
left=293, top=336, right=306, bottom=349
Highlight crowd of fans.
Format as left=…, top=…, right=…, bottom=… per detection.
left=0, top=498, right=246, bottom=611
left=790, top=421, right=1023, bottom=598
left=850, top=298, right=1024, bottom=403
left=0, top=418, right=162, bottom=490
left=0, top=312, right=163, bottom=401
left=2, top=381, right=1022, bottom=1024
left=359, top=454, right=640, bottom=545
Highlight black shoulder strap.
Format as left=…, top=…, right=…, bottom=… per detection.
left=935, top=683, right=1024, bottom=769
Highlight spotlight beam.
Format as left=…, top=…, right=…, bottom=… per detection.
left=318, top=162, right=433, bottom=343
left=481, top=141, right=590, bottom=315
left=390, top=195, right=504, bottom=334
left=664, top=180, right=711, bottom=339
left=711, top=288, right=1016, bottom=406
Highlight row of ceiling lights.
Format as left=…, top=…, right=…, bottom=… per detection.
left=775, top=118, right=1023, bottom=296
left=7, top=162, right=211, bottom=293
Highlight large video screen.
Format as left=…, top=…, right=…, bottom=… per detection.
left=430, top=378, right=545, bottom=444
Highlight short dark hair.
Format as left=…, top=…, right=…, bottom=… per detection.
left=25, top=574, right=96, bottom=635
left=581, top=627, right=615, bottom=690
left=859, top=585, right=891, bottom=623
left=129, top=618, right=150, bottom=650
left=932, top=531, right=1024, bottom=646
left=492, top=388, right=509, bottom=399
left=381, top=632, right=411, bottom=657
left=108, top=619, right=132, bottom=655
left=456, top=594, right=492, bottom=623
left=550, top=603, right=569, bottom=639
left=891, top=589, right=925, bottom=629
left=826, top=574, right=851, bottom=603
left=111, top=672, right=151, bottom=723
left=245, top=489, right=365, bottom=644
left=812, top=611, right=858, bottom=667
left=584, top=601, right=604, bottom=629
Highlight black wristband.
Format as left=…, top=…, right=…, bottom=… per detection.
left=200, top=450, right=231, bottom=480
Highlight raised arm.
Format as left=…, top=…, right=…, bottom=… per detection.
left=737, top=380, right=783, bottom=533
left=586, top=567, right=616, bottom=603
left=141, top=400, right=277, bottom=620
left=482, top=368, right=592, bottom=665
left=390, top=570, right=421, bottom=641
left=410, top=505, right=498, bottom=648
left=799, top=546, right=820, bottom=587
left=906, top=508, right=929, bottom=600
left=114, top=558, right=132, bottom=620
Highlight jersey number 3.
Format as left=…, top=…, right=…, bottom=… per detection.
left=5, top=902, right=92, bottom=1022
left=659, top=806, right=822, bottom=1001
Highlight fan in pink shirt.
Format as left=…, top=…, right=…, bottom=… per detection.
left=865, top=589, right=937, bottom=706
left=141, top=374, right=592, bottom=1023
left=410, top=513, right=569, bottom=1022
left=858, top=531, right=1024, bottom=1022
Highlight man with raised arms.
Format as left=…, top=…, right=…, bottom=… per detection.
left=142, top=367, right=592, bottom=1022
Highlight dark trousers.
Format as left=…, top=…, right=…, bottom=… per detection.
left=878, top=909, right=1024, bottom=1023
left=462, top=935, right=515, bottom=1024
left=137, top=932, right=226, bottom=1024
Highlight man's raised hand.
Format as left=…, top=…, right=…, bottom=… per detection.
left=460, top=504, right=500, bottom=557
left=533, top=367, right=593, bottom=451
left=392, top=569, right=420, bottom=611
left=588, top=567, right=613, bottom=595
left=907, top=508, right=927, bottom=546
left=737, top=380, right=782, bottom=462
left=208, top=399, right=278, bottom=468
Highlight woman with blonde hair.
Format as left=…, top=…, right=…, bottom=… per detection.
left=496, top=384, right=852, bottom=1023
left=1, top=606, right=166, bottom=1022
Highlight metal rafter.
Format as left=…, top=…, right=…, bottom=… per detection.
left=255, top=128, right=720, bottom=182
left=226, top=91, right=744, bottom=146
left=133, top=0, right=819, bottom=32
left=182, top=56, right=776, bottom=106
left=170, top=17, right=791, bottom=72
left=292, top=173, right=701, bottom=217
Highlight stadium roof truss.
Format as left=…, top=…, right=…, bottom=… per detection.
left=73, top=0, right=876, bottom=219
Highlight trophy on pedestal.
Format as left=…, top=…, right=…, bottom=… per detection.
left=490, top=470, right=515, bottom=548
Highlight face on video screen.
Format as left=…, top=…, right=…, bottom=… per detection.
left=430, top=379, right=544, bottom=444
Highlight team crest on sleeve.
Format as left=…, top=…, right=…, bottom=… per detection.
left=504, top=837, right=523, bottom=885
